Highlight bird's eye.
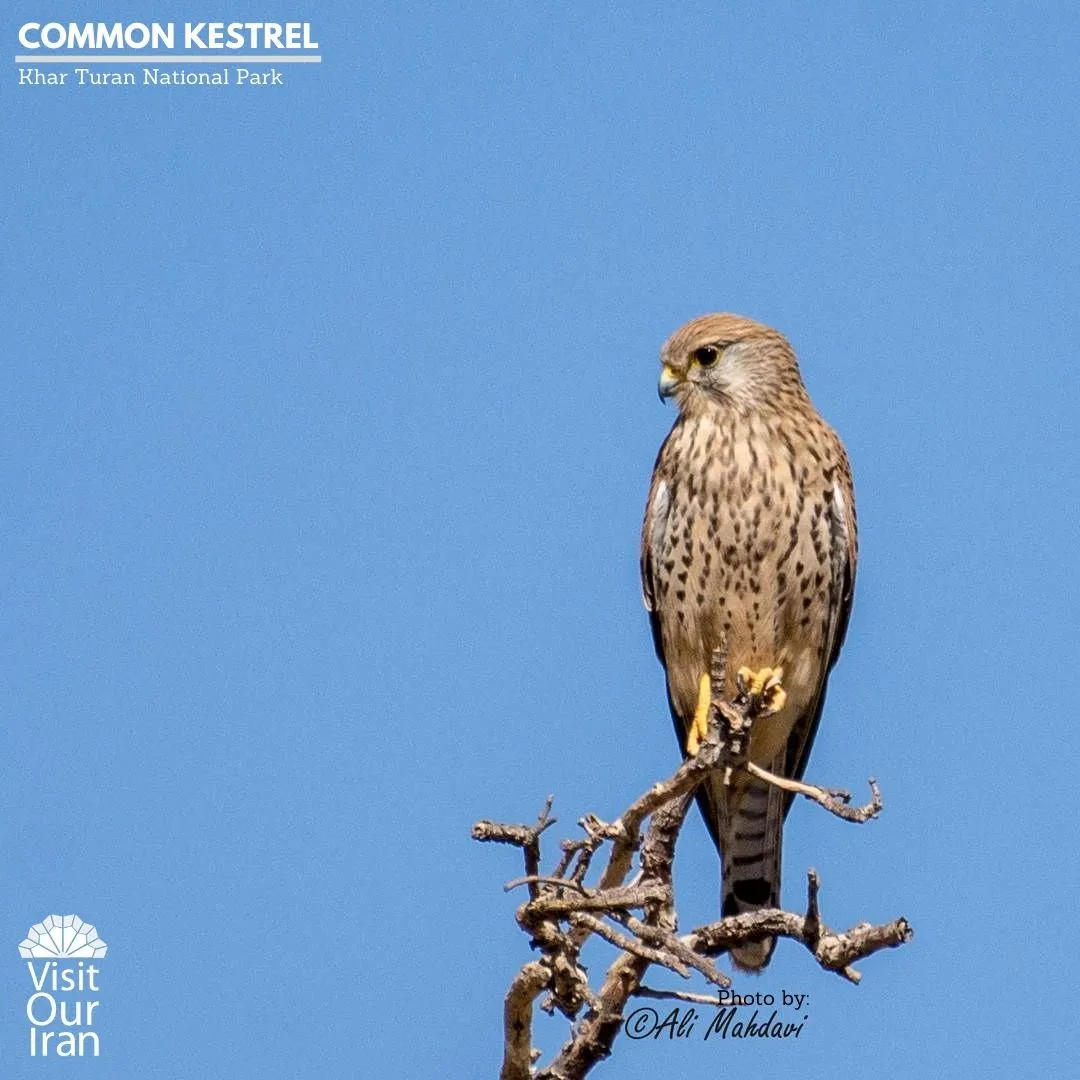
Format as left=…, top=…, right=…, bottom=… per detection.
left=691, top=345, right=720, bottom=368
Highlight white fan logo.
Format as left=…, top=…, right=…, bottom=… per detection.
left=19, top=915, right=107, bottom=959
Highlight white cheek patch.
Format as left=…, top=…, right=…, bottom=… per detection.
left=717, top=342, right=757, bottom=399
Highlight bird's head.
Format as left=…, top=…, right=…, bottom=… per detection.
left=657, top=313, right=806, bottom=413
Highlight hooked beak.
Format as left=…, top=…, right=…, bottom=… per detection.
left=658, top=364, right=680, bottom=402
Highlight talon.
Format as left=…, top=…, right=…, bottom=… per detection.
left=687, top=672, right=712, bottom=755
left=735, top=666, right=787, bottom=716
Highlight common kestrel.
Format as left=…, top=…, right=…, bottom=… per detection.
left=641, top=314, right=857, bottom=970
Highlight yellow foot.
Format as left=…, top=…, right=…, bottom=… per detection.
left=686, top=672, right=712, bottom=755
left=736, top=666, right=787, bottom=716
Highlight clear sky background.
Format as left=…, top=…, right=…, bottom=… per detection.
left=3, top=2, right=1079, bottom=1077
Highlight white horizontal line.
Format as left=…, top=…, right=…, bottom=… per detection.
left=15, top=55, right=321, bottom=64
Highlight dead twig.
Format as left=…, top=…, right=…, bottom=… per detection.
left=746, top=763, right=883, bottom=822
left=687, top=870, right=912, bottom=985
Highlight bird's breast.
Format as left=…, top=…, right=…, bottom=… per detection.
left=653, top=409, right=832, bottom=728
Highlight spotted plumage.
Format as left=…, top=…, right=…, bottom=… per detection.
left=641, top=314, right=857, bottom=971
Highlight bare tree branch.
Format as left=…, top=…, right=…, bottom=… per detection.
left=501, top=961, right=549, bottom=1080
left=688, top=869, right=912, bottom=986
left=633, top=985, right=725, bottom=1006
left=746, top=762, right=883, bottom=822
left=473, top=647, right=911, bottom=1079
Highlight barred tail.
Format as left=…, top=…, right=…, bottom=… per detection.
left=720, top=775, right=783, bottom=971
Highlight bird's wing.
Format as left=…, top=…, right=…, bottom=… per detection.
left=642, top=450, right=702, bottom=763
left=640, top=455, right=671, bottom=664
left=782, top=455, right=858, bottom=814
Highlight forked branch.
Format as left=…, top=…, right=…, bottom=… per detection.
left=471, top=647, right=910, bottom=1080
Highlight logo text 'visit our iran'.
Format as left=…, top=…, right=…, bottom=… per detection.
left=18, top=22, right=319, bottom=51
left=20, top=915, right=107, bottom=1059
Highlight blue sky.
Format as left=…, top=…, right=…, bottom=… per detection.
left=3, top=2, right=1079, bottom=1077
